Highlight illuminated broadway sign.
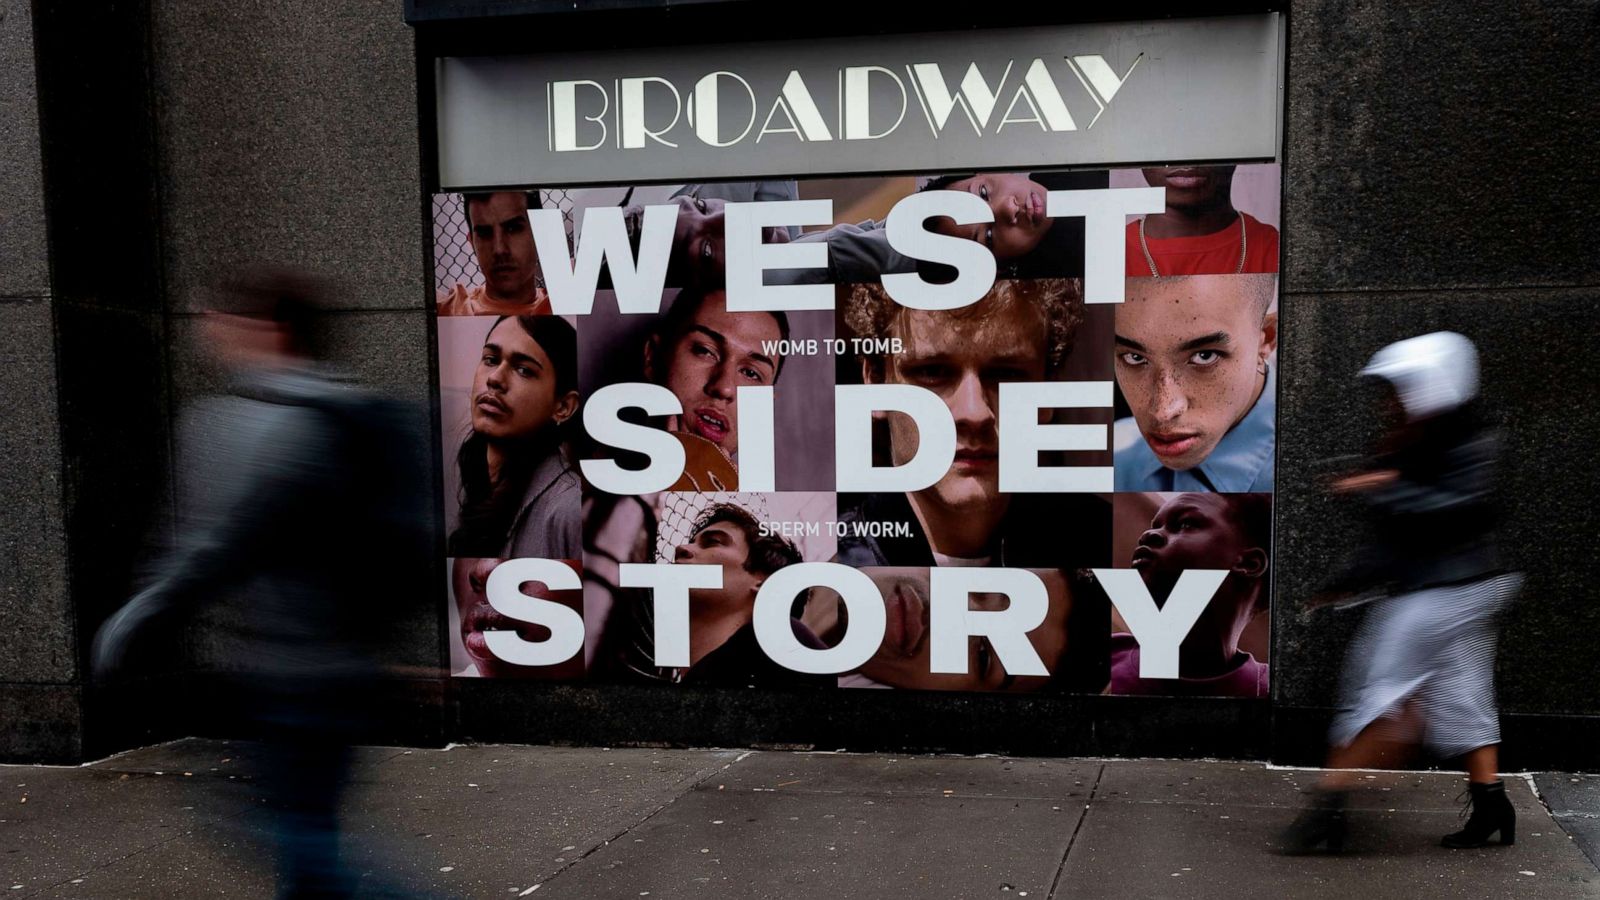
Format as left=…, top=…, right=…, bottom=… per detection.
left=436, top=14, right=1282, bottom=187
left=546, top=54, right=1144, bottom=152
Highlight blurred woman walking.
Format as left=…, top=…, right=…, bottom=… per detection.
left=1282, top=331, right=1522, bottom=853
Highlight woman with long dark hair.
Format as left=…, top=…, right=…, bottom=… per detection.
left=449, top=315, right=582, bottom=559
left=1282, top=332, right=1523, bottom=853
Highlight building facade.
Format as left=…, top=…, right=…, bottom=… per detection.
left=3, top=0, right=1598, bottom=769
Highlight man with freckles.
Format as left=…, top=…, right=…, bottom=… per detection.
left=835, top=279, right=1110, bottom=568
left=1113, top=274, right=1277, bottom=492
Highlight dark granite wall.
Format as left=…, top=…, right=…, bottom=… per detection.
left=143, top=0, right=444, bottom=746
left=0, top=0, right=78, bottom=762
left=6, top=0, right=440, bottom=762
left=1272, top=0, right=1600, bottom=763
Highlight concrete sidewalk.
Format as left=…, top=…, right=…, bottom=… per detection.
left=2, top=739, right=1595, bottom=899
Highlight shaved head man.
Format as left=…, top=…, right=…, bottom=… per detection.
left=1113, top=274, right=1277, bottom=492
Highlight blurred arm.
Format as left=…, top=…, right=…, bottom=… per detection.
left=1361, top=433, right=1496, bottom=519
left=91, top=405, right=337, bottom=677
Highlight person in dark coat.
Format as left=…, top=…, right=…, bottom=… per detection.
left=91, top=268, right=429, bottom=897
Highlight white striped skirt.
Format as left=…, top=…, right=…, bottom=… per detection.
left=1330, top=572, right=1524, bottom=759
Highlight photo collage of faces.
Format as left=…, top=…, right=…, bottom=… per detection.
left=435, top=164, right=1278, bottom=697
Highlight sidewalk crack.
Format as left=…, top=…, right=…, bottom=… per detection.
left=20, top=801, right=259, bottom=898
left=1047, top=762, right=1103, bottom=900
left=522, top=750, right=754, bottom=893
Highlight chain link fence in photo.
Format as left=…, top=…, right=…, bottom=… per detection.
left=431, top=190, right=577, bottom=296
left=654, top=492, right=772, bottom=563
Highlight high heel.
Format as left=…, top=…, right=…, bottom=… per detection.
left=1280, top=790, right=1348, bottom=854
left=1442, top=780, right=1516, bottom=848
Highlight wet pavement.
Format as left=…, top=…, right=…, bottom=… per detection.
left=2, top=738, right=1595, bottom=898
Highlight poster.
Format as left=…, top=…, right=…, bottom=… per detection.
left=431, top=15, right=1283, bottom=697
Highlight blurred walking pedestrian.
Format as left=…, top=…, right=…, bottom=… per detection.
left=91, top=268, right=429, bottom=897
left=1281, top=331, right=1522, bottom=853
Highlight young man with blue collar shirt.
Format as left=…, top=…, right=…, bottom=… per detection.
left=1113, top=274, right=1277, bottom=492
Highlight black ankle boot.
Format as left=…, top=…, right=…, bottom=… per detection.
left=1280, top=790, right=1348, bottom=854
left=1442, top=780, right=1516, bottom=848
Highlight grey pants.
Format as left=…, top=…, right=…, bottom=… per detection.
left=1330, top=572, right=1522, bottom=759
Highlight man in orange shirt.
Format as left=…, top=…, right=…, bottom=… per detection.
left=1125, top=165, right=1280, bottom=276
left=438, top=190, right=552, bottom=316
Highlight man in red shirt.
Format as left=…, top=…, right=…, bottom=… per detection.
left=1125, top=165, right=1280, bottom=276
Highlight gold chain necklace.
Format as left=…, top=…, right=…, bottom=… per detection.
left=1140, top=213, right=1247, bottom=277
